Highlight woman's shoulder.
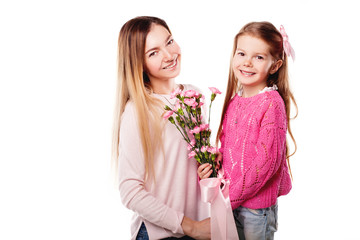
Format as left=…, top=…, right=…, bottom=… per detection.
left=121, top=101, right=137, bottom=124
left=182, top=84, right=202, bottom=93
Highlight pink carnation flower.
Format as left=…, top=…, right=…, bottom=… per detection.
left=209, top=87, right=222, bottom=94
left=209, top=147, right=219, bottom=154
left=201, top=146, right=208, bottom=153
left=170, top=87, right=182, bottom=99
left=190, top=126, right=201, bottom=134
left=200, top=123, right=209, bottom=131
left=184, top=98, right=198, bottom=108
left=188, top=151, right=196, bottom=159
left=184, top=90, right=197, bottom=98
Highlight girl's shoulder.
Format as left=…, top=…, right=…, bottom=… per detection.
left=264, top=90, right=285, bottom=107
left=261, top=91, right=286, bottom=117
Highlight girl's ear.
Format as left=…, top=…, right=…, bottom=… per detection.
left=270, top=59, right=283, bottom=74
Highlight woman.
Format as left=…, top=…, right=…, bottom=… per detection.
left=112, top=16, right=210, bottom=240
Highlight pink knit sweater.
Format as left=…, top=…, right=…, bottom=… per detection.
left=219, top=89, right=292, bottom=210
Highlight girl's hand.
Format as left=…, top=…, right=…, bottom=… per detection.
left=197, top=163, right=213, bottom=179
left=215, top=152, right=222, bottom=171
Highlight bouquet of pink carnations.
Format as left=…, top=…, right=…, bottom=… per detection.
left=163, top=87, right=222, bottom=178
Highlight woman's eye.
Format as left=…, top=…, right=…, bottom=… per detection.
left=149, top=51, right=157, bottom=57
left=167, top=39, right=174, bottom=45
left=237, top=52, right=245, bottom=56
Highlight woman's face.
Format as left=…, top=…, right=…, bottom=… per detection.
left=144, top=24, right=181, bottom=83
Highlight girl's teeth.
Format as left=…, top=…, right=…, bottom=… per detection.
left=241, top=70, right=254, bottom=76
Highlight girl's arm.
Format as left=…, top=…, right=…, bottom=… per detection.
left=233, top=98, right=287, bottom=202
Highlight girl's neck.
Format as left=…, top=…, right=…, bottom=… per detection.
left=151, top=79, right=177, bottom=95
left=241, top=83, right=267, bottom=98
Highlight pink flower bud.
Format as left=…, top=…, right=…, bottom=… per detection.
left=201, top=146, right=208, bottom=152
left=163, top=110, right=174, bottom=120
left=209, top=87, right=222, bottom=94
left=209, top=147, right=218, bottom=154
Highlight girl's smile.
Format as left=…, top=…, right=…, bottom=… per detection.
left=232, top=34, right=282, bottom=97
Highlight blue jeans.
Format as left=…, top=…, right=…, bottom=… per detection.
left=233, top=203, right=278, bottom=240
left=136, top=222, right=149, bottom=240
left=136, top=222, right=194, bottom=240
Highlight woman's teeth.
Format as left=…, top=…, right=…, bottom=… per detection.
left=164, top=59, right=177, bottom=69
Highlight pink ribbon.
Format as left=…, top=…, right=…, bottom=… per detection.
left=280, top=25, right=295, bottom=60
left=200, top=169, right=239, bottom=240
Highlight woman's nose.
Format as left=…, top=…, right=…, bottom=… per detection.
left=163, top=49, right=173, bottom=61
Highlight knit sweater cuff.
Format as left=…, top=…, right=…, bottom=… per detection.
left=163, top=209, right=184, bottom=234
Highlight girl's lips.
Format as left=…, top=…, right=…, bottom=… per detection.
left=163, top=57, right=178, bottom=70
left=240, top=70, right=255, bottom=76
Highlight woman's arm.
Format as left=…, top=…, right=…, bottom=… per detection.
left=119, top=103, right=184, bottom=234
left=119, top=102, right=210, bottom=238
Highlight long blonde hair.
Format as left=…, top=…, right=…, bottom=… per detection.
left=216, top=22, right=298, bottom=177
left=112, top=16, right=170, bottom=181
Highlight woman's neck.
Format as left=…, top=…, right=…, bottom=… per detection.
left=151, top=79, right=177, bottom=95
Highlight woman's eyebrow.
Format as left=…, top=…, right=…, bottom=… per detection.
left=145, top=34, right=172, bottom=54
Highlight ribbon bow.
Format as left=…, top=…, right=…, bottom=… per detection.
left=199, top=169, right=239, bottom=240
left=280, top=25, right=295, bottom=60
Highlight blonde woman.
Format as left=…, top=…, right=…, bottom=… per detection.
left=112, top=16, right=210, bottom=240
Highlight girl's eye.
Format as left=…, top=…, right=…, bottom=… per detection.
left=167, top=39, right=174, bottom=45
left=256, top=56, right=264, bottom=60
left=237, top=52, right=245, bottom=56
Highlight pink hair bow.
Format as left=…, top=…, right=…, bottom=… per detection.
left=280, top=25, right=295, bottom=60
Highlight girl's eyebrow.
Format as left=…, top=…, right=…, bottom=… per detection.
left=145, top=34, right=172, bottom=54
left=236, top=48, right=269, bottom=56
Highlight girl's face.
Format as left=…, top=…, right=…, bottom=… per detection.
left=144, top=24, right=181, bottom=83
left=232, top=34, right=281, bottom=91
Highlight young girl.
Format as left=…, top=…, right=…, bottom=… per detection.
left=112, top=16, right=210, bottom=240
left=198, top=22, right=297, bottom=239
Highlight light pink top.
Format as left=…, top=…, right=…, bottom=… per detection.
left=118, top=84, right=209, bottom=239
left=220, top=89, right=292, bottom=210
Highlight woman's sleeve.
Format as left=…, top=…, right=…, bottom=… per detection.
left=233, top=99, right=287, bottom=202
left=118, top=103, right=184, bottom=234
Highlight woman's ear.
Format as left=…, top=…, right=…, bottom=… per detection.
left=270, top=59, right=283, bottom=74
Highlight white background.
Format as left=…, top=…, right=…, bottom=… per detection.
left=1, top=0, right=359, bottom=239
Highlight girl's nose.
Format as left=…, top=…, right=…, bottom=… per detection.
left=243, top=58, right=252, bottom=67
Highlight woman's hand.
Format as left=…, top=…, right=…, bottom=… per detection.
left=181, top=216, right=210, bottom=240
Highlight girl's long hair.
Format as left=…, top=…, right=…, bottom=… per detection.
left=112, top=16, right=170, bottom=182
left=216, top=22, right=298, bottom=177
